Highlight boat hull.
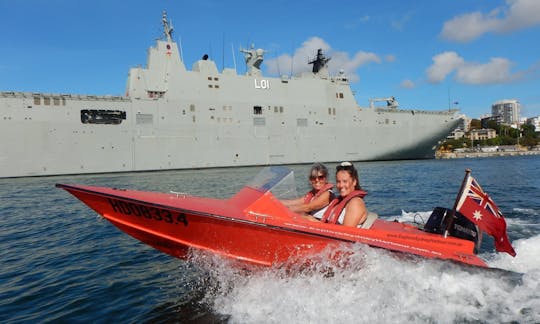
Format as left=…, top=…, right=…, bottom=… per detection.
left=57, top=183, right=488, bottom=268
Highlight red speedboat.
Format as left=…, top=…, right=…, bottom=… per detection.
left=57, top=166, right=506, bottom=268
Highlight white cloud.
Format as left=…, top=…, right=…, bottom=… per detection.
left=426, top=51, right=465, bottom=83
left=426, top=51, right=523, bottom=84
left=344, top=15, right=371, bottom=29
left=385, top=54, right=396, bottom=62
left=440, top=0, right=540, bottom=42
left=400, top=79, right=415, bottom=89
left=264, top=37, right=381, bottom=82
left=457, top=58, right=518, bottom=84
left=391, top=12, right=413, bottom=32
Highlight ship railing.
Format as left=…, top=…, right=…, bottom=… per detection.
left=1, top=91, right=129, bottom=102
left=366, top=106, right=459, bottom=115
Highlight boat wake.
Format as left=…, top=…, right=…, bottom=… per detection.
left=184, top=232, right=540, bottom=323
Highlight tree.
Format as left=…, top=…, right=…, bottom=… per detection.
left=470, top=119, right=481, bottom=129
left=522, top=124, right=537, bottom=138
left=520, top=124, right=540, bottom=147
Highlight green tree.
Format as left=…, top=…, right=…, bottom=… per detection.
left=486, top=120, right=499, bottom=130
left=520, top=124, right=539, bottom=147
left=500, top=135, right=516, bottom=145
left=485, top=137, right=501, bottom=146
left=522, top=124, right=536, bottom=138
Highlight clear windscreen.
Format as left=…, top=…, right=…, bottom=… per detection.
left=245, top=166, right=298, bottom=199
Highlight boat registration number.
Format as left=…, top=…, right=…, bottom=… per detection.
left=108, top=198, right=188, bottom=226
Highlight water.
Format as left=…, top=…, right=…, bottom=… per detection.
left=1, top=156, right=539, bottom=323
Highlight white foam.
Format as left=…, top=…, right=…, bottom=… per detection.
left=512, top=208, right=538, bottom=216
left=203, top=243, right=539, bottom=323
left=182, top=207, right=540, bottom=323
left=397, top=210, right=432, bottom=224
left=487, top=235, right=540, bottom=273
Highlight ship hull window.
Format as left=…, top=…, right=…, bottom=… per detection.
left=253, top=117, right=265, bottom=126
left=81, top=110, right=127, bottom=125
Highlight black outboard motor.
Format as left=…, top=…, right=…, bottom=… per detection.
left=424, top=207, right=482, bottom=253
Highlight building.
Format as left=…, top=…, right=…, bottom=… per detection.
left=447, top=128, right=466, bottom=139
left=481, top=115, right=503, bottom=128
left=469, top=128, right=497, bottom=141
left=446, top=128, right=496, bottom=141
left=526, top=116, right=540, bottom=132
left=491, top=99, right=520, bottom=125
left=458, top=115, right=471, bottom=132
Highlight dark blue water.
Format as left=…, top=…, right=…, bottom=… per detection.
left=1, top=156, right=539, bottom=323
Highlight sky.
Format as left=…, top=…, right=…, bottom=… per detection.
left=1, top=0, right=539, bottom=119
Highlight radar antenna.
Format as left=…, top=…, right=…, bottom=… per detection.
left=308, top=49, right=330, bottom=74
left=240, top=44, right=267, bottom=76
left=162, top=11, right=174, bottom=42
left=369, top=97, right=400, bottom=109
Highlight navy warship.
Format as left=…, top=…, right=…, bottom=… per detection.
left=0, top=12, right=460, bottom=178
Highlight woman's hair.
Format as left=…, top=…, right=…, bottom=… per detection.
left=336, top=161, right=361, bottom=190
left=309, top=163, right=328, bottom=179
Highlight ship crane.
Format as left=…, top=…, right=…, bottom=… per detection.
left=369, top=96, right=399, bottom=109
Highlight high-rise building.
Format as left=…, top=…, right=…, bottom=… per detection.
left=526, top=116, right=540, bottom=132
left=491, top=99, right=520, bottom=125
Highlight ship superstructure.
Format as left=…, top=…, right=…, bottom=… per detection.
left=0, top=12, right=460, bottom=178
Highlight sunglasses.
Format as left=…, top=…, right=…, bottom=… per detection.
left=336, top=161, right=354, bottom=171
left=309, top=175, right=326, bottom=181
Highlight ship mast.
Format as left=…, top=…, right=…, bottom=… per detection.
left=309, top=49, right=330, bottom=74
left=162, top=10, right=174, bottom=43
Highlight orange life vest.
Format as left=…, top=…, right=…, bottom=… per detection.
left=303, top=183, right=334, bottom=204
left=321, top=190, right=367, bottom=224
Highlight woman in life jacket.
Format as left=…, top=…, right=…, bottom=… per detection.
left=319, top=161, right=368, bottom=227
left=282, top=163, right=334, bottom=219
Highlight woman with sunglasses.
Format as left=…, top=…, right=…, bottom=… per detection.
left=319, top=161, right=368, bottom=227
left=282, top=163, right=334, bottom=219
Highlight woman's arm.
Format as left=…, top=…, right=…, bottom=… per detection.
left=281, top=196, right=305, bottom=208
left=342, top=197, right=367, bottom=227
left=289, top=191, right=331, bottom=213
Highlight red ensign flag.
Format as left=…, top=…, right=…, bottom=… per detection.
left=456, top=175, right=516, bottom=256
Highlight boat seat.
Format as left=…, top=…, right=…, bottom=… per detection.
left=359, top=212, right=378, bottom=229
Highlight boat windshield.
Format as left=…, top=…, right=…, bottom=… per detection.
left=245, top=166, right=298, bottom=199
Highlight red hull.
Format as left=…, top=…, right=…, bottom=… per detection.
left=56, top=181, right=488, bottom=268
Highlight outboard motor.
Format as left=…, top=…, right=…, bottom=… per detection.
left=425, top=207, right=481, bottom=253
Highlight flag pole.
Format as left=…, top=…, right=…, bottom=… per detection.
left=444, top=168, right=471, bottom=238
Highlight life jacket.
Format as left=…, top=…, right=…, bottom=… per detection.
left=321, top=190, right=367, bottom=224
left=303, top=183, right=334, bottom=204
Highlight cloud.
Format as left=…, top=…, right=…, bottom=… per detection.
left=400, top=79, right=415, bottom=89
left=359, top=15, right=370, bottom=23
left=426, top=51, right=465, bottom=83
left=440, top=0, right=540, bottom=42
left=344, top=15, right=370, bottom=30
left=457, top=58, right=519, bottom=84
left=391, top=12, right=413, bottom=31
left=384, top=54, right=396, bottom=62
left=264, top=37, right=381, bottom=82
left=426, top=51, right=525, bottom=84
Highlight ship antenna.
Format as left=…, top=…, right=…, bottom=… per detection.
left=162, top=10, right=173, bottom=43
left=222, top=32, right=225, bottom=72
left=231, top=43, right=237, bottom=72
left=277, top=54, right=282, bottom=76
left=179, top=36, right=184, bottom=61
left=447, top=84, right=451, bottom=110
left=290, top=42, right=294, bottom=77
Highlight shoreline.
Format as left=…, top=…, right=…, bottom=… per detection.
left=436, top=150, right=540, bottom=159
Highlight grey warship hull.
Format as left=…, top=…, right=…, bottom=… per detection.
left=0, top=13, right=460, bottom=178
